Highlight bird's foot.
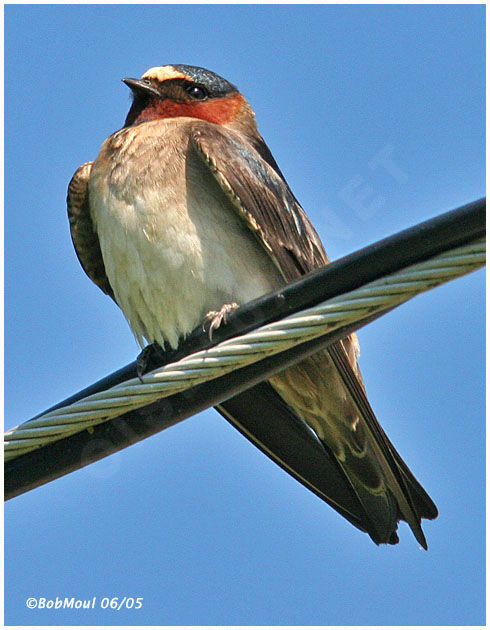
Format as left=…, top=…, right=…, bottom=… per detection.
left=202, top=302, right=239, bottom=339
left=136, top=342, right=167, bottom=380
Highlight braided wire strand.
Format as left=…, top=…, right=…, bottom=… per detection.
left=4, top=238, right=484, bottom=460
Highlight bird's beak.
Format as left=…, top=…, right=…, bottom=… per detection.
left=122, top=77, right=161, bottom=99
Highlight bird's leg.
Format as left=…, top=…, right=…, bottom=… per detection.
left=202, top=302, right=239, bottom=339
left=136, top=342, right=168, bottom=380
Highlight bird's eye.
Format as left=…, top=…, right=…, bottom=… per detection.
left=185, top=84, right=208, bottom=100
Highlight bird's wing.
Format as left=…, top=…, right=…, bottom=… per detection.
left=191, top=125, right=329, bottom=278
left=67, top=162, right=116, bottom=301
left=190, top=123, right=437, bottom=546
left=217, top=380, right=387, bottom=539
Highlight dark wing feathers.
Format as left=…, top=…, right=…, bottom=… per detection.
left=191, top=123, right=437, bottom=546
left=329, top=342, right=438, bottom=523
left=67, top=162, right=115, bottom=301
left=191, top=126, right=328, bottom=279
left=216, top=383, right=382, bottom=537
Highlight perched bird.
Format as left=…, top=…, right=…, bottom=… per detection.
left=68, top=64, right=437, bottom=547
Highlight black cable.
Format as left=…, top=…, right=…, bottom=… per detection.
left=5, top=198, right=485, bottom=500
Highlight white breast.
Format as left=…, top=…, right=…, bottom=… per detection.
left=88, top=120, right=283, bottom=349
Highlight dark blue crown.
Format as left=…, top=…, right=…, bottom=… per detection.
left=171, top=64, right=238, bottom=97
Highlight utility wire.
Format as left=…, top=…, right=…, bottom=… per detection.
left=4, top=198, right=485, bottom=500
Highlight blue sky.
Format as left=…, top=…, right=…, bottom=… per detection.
left=5, top=4, right=485, bottom=627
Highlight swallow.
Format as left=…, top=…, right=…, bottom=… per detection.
left=67, top=64, right=438, bottom=547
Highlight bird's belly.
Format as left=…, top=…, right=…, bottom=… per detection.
left=89, top=155, right=282, bottom=349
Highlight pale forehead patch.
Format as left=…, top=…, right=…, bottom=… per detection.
left=141, top=66, right=188, bottom=82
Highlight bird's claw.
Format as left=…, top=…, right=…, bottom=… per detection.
left=202, top=302, right=239, bottom=339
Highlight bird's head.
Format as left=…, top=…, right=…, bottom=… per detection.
left=123, top=65, right=256, bottom=132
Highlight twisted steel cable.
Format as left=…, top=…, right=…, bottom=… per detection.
left=4, top=236, right=484, bottom=461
